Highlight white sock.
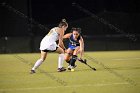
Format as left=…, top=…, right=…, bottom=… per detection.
left=58, top=54, right=64, bottom=68
left=32, top=59, right=43, bottom=70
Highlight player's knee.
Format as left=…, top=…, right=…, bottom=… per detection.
left=65, top=58, right=69, bottom=62
left=64, top=56, right=69, bottom=61
left=59, top=49, right=65, bottom=54
left=40, top=58, right=45, bottom=62
left=73, top=51, right=78, bottom=55
left=72, top=55, right=77, bottom=60
left=71, top=55, right=77, bottom=62
left=67, top=53, right=72, bottom=56
left=65, top=53, right=71, bottom=60
left=38, top=58, right=44, bottom=63
left=40, top=57, right=46, bottom=62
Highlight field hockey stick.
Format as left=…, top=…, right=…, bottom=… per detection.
left=77, top=58, right=96, bottom=71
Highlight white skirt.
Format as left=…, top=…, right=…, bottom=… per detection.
left=40, top=39, right=58, bottom=51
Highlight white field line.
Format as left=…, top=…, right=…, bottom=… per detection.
left=0, top=82, right=133, bottom=91
left=111, top=57, right=140, bottom=61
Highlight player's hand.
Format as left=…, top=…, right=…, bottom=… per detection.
left=64, top=49, right=67, bottom=53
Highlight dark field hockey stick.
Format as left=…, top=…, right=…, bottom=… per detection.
left=77, top=58, right=96, bottom=71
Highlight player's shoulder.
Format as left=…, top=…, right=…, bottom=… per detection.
left=50, top=27, right=60, bottom=34
left=51, top=27, right=58, bottom=30
left=63, top=33, right=72, bottom=39
left=55, top=27, right=63, bottom=33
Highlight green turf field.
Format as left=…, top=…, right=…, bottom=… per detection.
left=0, top=51, right=140, bottom=93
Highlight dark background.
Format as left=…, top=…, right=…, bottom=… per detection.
left=0, top=0, right=140, bottom=53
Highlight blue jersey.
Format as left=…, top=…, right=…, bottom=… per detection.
left=68, top=34, right=81, bottom=50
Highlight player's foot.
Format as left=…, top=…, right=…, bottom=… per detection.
left=70, top=66, right=76, bottom=72
left=30, top=70, right=36, bottom=74
left=57, top=67, right=66, bottom=72
left=68, top=65, right=71, bottom=70
left=68, top=65, right=77, bottom=70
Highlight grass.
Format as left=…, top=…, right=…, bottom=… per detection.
left=0, top=51, right=140, bottom=93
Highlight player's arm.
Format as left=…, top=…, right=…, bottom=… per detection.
left=63, top=33, right=72, bottom=52
left=63, top=33, right=72, bottom=39
left=79, top=36, right=84, bottom=58
left=58, top=29, right=66, bottom=50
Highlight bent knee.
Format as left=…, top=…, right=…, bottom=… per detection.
left=64, top=55, right=71, bottom=61
left=40, top=58, right=45, bottom=62
left=65, top=58, right=70, bottom=62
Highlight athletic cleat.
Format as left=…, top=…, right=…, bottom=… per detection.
left=30, top=70, right=36, bottom=74
left=68, top=65, right=71, bottom=70
left=68, top=65, right=77, bottom=70
left=57, top=67, right=66, bottom=72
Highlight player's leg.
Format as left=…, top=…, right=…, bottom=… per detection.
left=56, top=47, right=66, bottom=72
left=64, top=48, right=73, bottom=64
left=31, top=50, right=47, bottom=73
left=64, top=48, right=74, bottom=70
left=70, top=46, right=80, bottom=67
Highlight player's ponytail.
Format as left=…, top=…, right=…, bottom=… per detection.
left=62, top=19, right=66, bottom=22
left=58, top=19, right=68, bottom=28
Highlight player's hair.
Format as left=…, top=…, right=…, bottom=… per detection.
left=58, top=19, right=68, bottom=28
left=71, top=27, right=81, bottom=34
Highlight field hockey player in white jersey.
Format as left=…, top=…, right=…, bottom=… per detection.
left=30, top=19, right=68, bottom=73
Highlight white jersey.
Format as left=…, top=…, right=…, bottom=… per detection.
left=40, top=27, right=60, bottom=51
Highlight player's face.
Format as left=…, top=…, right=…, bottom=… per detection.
left=62, top=26, right=68, bottom=31
left=73, top=31, right=79, bottom=39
